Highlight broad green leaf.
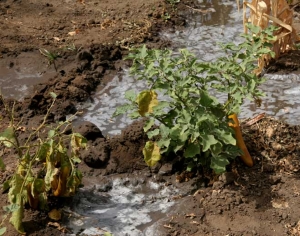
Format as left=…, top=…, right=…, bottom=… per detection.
left=143, top=141, right=161, bottom=167
left=184, top=142, right=201, bottom=158
left=210, top=154, right=230, bottom=174
left=159, top=124, right=170, bottom=139
left=147, top=129, right=159, bottom=139
left=143, top=119, right=155, bottom=132
left=9, top=194, right=25, bottom=234
left=136, top=90, right=158, bottom=117
left=170, top=126, right=181, bottom=140
left=0, top=157, right=5, bottom=171
left=140, top=44, right=147, bottom=58
left=0, top=127, right=16, bottom=148
left=157, top=138, right=171, bottom=149
left=124, top=90, right=136, bottom=102
left=216, top=129, right=236, bottom=145
left=201, top=134, right=218, bottom=152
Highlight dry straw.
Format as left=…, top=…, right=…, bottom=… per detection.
left=242, top=0, right=299, bottom=74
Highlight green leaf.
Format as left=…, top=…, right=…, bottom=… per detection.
left=36, top=143, right=51, bottom=162
left=184, top=142, right=200, bottom=158
left=147, top=129, right=159, bottom=139
left=216, top=129, right=236, bottom=145
left=201, top=134, right=218, bottom=152
left=8, top=174, right=24, bottom=205
left=143, top=118, right=155, bottom=132
left=9, top=194, right=25, bottom=234
left=140, top=44, right=147, bottom=59
left=0, top=127, right=16, bottom=148
left=48, top=129, right=55, bottom=138
left=124, top=90, right=136, bottom=102
left=0, top=227, right=6, bottom=235
left=210, top=154, right=230, bottom=174
left=157, top=138, right=171, bottom=153
left=113, top=104, right=136, bottom=117
left=143, top=141, right=161, bottom=167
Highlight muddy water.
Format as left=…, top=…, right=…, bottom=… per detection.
left=0, top=52, right=56, bottom=100
left=63, top=174, right=191, bottom=236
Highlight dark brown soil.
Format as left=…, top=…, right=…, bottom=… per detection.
left=1, top=0, right=300, bottom=236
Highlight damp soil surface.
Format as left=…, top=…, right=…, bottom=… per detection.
left=2, top=0, right=300, bottom=235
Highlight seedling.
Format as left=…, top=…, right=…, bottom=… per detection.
left=39, top=48, right=59, bottom=71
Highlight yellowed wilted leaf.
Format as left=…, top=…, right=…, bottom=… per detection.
left=53, top=37, right=61, bottom=41
left=143, top=141, right=161, bottom=167
left=48, top=209, right=62, bottom=221
left=136, top=90, right=158, bottom=117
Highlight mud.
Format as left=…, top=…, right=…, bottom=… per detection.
left=1, top=0, right=300, bottom=235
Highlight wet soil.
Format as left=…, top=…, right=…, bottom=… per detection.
left=1, top=0, right=300, bottom=235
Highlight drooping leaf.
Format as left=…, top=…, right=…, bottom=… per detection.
left=136, top=90, right=158, bottom=117
left=9, top=194, right=25, bottom=234
left=143, top=141, right=161, bottom=167
left=0, top=127, right=16, bottom=148
left=8, top=174, right=24, bottom=205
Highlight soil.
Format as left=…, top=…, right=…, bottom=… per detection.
left=1, top=0, right=300, bottom=236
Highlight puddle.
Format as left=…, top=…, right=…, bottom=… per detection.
left=0, top=52, right=57, bottom=100
left=63, top=175, right=186, bottom=236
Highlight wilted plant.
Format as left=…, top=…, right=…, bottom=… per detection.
left=0, top=92, right=86, bottom=234
left=114, top=24, right=276, bottom=174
